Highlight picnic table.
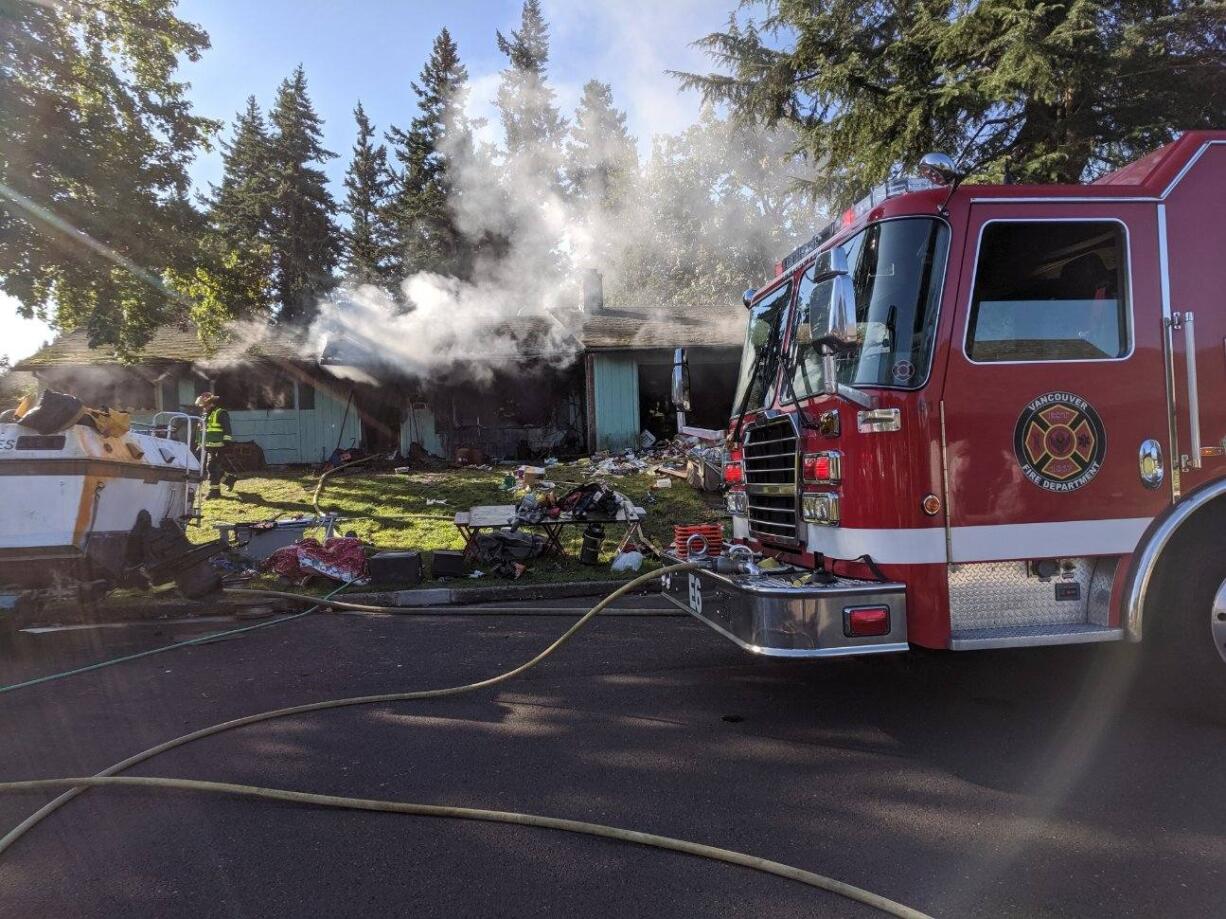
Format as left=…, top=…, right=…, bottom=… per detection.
left=454, top=502, right=648, bottom=560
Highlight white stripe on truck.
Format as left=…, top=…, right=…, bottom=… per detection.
left=800, top=517, right=1153, bottom=564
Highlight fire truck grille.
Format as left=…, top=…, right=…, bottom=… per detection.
left=743, top=418, right=798, bottom=543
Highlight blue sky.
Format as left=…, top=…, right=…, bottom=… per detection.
left=3, top=0, right=734, bottom=363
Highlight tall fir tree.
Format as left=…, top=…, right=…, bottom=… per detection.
left=386, top=28, right=474, bottom=278
left=495, top=0, right=566, bottom=177
left=266, top=65, right=340, bottom=322
left=209, top=97, right=274, bottom=247
left=174, top=97, right=277, bottom=339
left=565, top=80, right=638, bottom=209
left=0, top=0, right=217, bottom=353
left=677, top=0, right=1226, bottom=208
left=341, top=102, right=394, bottom=284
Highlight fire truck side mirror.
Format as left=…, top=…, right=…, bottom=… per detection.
left=825, top=274, right=859, bottom=348
left=671, top=347, right=692, bottom=412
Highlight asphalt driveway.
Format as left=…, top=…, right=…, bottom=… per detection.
left=0, top=598, right=1222, bottom=917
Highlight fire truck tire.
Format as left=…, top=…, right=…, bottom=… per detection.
left=1151, top=541, right=1226, bottom=705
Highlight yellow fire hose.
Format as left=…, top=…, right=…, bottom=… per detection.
left=0, top=564, right=932, bottom=918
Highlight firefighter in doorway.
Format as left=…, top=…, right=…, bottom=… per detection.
left=195, top=392, right=239, bottom=499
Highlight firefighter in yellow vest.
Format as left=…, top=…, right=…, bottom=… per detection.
left=195, top=392, right=238, bottom=499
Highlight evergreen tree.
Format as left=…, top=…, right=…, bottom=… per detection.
left=386, top=28, right=475, bottom=278
left=495, top=0, right=567, bottom=174
left=0, top=0, right=217, bottom=354
left=341, top=102, right=394, bottom=284
left=266, top=66, right=340, bottom=322
left=566, top=80, right=639, bottom=209
left=677, top=0, right=1226, bottom=207
left=210, top=98, right=275, bottom=249
left=183, top=97, right=277, bottom=330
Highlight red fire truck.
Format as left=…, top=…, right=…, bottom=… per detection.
left=665, top=131, right=1226, bottom=695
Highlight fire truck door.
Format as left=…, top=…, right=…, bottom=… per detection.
left=1158, top=142, right=1226, bottom=494
left=940, top=203, right=1171, bottom=564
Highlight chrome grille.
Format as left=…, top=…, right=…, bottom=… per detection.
left=744, top=418, right=798, bottom=543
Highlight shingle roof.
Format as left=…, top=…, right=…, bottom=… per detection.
left=16, top=301, right=748, bottom=372
left=579, top=302, right=746, bottom=350
left=14, top=326, right=204, bottom=369
left=15, top=323, right=309, bottom=371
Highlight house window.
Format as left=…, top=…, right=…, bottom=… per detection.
left=297, top=382, right=315, bottom=410
left=966, top=221, right=1130, bottom=362
left=215, top=369, right=296, bottom=409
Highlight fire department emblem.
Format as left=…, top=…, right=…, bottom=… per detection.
left=1013, top=392, right=1106, bottom=493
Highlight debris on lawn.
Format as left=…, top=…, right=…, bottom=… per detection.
left=215, top=515, right=338, bottom=561
left=610, top=550, right=644, bottom=573
left=367, top=550, right=423, bottom=585
left=430, top=550, right=468, bottom=579
left=263, top=536, right=370, bottom=586
left=474, top=530, right=545, bottom=579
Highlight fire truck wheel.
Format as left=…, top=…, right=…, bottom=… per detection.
left=1152, top=541, right=1226, bottom=705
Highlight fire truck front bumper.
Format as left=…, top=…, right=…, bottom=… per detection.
left=660, top=554, right=909, bottom=658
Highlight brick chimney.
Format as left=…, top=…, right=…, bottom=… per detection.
left=582, top=268, right=604, bottom=313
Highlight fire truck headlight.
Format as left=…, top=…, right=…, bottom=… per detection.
left=726, top=491, right=748, bottom=517
left=802, top=493, right=841, bottom=526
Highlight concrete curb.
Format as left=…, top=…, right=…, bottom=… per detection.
left=342, top=578, right=650, bottom=608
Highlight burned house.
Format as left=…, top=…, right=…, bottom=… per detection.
left=13, top=288, right=744, bottom=464
left=579, top=273, right=744, bottom=451
left=13, top=327, right=361, bottom=464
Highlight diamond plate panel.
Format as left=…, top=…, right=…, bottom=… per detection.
left=948, top=559, right=1095, bottom=630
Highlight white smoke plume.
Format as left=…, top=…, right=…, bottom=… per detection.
left=307, top=53, right=821, bottom=385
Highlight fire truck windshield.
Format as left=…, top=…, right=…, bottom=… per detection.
left=731, top=280, right=792, bottom=416
left=790, top=217, right=949, bottom=394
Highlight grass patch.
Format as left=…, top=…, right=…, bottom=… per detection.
left=193, top=465, right=726, bottom=587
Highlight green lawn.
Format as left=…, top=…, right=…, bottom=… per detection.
left=193, top=464, right=726, bottom=587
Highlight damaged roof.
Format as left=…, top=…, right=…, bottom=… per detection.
left=17, top=300, right=746, bottom=372
left=579, top=301, right=746, bottom=351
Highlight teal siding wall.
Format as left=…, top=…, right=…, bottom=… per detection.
left=399, top=401, right=444, bottom=457
left=591, top=354, right=640, bottom=451
left=178, top=374, right=360, bottom=465
left=301, top=387, right=361, bottom=462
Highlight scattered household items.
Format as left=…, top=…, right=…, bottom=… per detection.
left=579, top=522, right=605, bottom=566
left=325, top=446, right=368, bottom=471
left=425, top=498, right=450, bottom=506
left=454, top=497, right=646, bottom=563
left=215, top=515, right=339, bottom=562
left=454, top=447, right=486, bottom=466
left=10, top=389, right=86, bottom=434
left=430, top=550, right=468, bottom=579
left=475, top=531, right=546, bottom=579
left=557, top=482, right=620, bottom=519
left=653, top=478, right=672, bottom=490
left=0, top=395, right=221, bottom=602
left=219, top=440, right=266, bottom=475
left=517, top=465, right=547, bottom=487
left=262, top=536, right=369, bottom=585
left=367, top=550, right=423, bottom=585
left=610, top=550, right=644, bottom=573
left=209, top=551, right=259, bottom=579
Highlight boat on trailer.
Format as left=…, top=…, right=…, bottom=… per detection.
left=0, top=410, right=216, bottom=604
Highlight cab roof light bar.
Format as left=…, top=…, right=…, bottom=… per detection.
left=777, top=175, right=938, bottom=275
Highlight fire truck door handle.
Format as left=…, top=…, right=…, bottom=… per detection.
left=1183, top=311, right=1202, bottom=469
